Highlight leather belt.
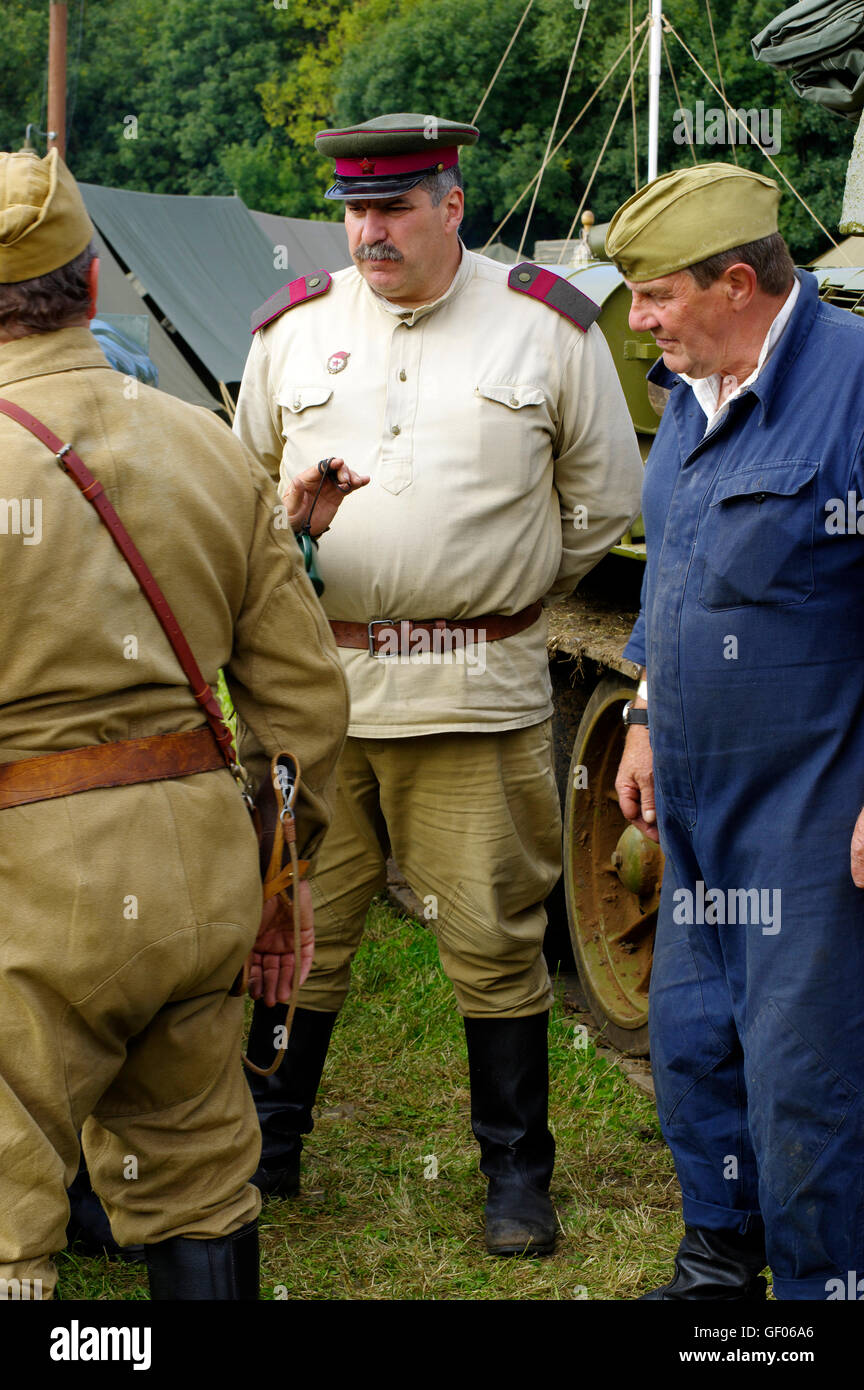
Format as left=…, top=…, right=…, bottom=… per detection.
left=330, top=601, right=543, bottom=656
left=0, top=727, right=225, bottom=811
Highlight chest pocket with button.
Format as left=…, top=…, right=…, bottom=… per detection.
left=697, top=461, right=819, bottom=611
left=474, top=383, right=550, bottom=484
left=475, top=383, right=547, bottom=414
left=276, top=385, right=333, bottom=428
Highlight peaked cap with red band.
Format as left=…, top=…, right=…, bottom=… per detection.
left=315, top=112, right=478, bottom=200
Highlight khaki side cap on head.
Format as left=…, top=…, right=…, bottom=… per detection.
left=605, top=163, right=780, bottom=282
left=0, top=148, right=94, bottom=284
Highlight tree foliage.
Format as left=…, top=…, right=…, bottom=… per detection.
left=0, top=0, right=857, bottom=257
left=329, top=0, right=856, bottom=259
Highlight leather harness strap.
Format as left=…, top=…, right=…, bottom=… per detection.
left=0, top=396, right=238, bottom=774
left=242, top=751, right=307, bottom=1078
left=330, top=600, right=543, bottom=654
left=0, top=728, right=225, bottom=811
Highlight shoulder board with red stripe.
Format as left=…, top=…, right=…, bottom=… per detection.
left=507, top=263, right=599, bottom=332
left=251, top=271, right=332, bottom=334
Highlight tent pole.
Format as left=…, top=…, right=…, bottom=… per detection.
left=218, top=382, right=236, bottom=422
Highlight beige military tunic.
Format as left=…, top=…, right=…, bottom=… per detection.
left=233, top=247, right=644, bottom=736
left=233, top=248, right=642, bottom=1017
left=0, top=328, right=349, bottom=1295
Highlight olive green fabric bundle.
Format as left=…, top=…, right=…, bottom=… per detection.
left=752, top=0, right=864, bottom=117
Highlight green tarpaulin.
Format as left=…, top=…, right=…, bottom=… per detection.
left=80, top=184, right=294, bottom=383
left=91, top=227, right=220, bottom=409
left=753, top=0, right=864, bottom=116
left=249, top=210, right=352, bottom=275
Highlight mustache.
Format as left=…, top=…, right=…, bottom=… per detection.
left=353, top=241, right=404, bottom=263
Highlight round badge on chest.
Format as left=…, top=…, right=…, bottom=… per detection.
left=327, top=350, right=351, bottom=374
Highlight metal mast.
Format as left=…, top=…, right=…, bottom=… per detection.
left=647, top=0, right=662, bottom=182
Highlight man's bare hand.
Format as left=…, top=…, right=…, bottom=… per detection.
left=851, top=807, right=864, bottom=887
left=282, top=458, right=370, bottom=537
left=249, top=879, right=315, bottom=1007
left=615, top=724, right=659, bottom=843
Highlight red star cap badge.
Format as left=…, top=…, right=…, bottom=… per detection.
left=359, top=157, right=375, bottom=174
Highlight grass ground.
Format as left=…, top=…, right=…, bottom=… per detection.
left=56, top=900, right=683, bottom=1301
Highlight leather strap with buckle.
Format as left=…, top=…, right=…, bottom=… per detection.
left=241, top=752, right=309, bottom=1078
left=330, top=600, right=543, bottom=656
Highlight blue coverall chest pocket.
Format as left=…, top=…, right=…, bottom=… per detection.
left=697, top=461, right=819, bottom=612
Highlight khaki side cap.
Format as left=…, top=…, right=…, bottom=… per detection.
left=0, top=148, right=94, bottom=284
left=605, top=163, right=780, bottom=282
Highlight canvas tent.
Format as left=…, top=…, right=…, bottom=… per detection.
left=249, top=210, right=352, bottom=274
left=812, top=234, right=864, bottom=265
left=472, top=241, right=519, bottom=264
left=80, top=184, right=296, bottom=407
left=91, top=227, right=221, bottom=409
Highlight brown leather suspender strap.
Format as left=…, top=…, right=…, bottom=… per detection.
left=0, top=396, right=238, bottom=774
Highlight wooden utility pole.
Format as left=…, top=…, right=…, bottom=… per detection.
left=47, top=2, right=68, bottom=160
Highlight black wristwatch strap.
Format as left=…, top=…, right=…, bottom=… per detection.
left=623, top=700, right=649, bottom=728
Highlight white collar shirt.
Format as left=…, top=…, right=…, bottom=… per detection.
left=681, top=274, right=801, bottom=436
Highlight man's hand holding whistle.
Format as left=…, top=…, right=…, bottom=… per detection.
left=282, top=457, right=370, bottom=537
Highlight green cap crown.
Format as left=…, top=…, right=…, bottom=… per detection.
left=606, top=164, right=781, bottom=282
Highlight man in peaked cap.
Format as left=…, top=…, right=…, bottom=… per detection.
left=0, top=147, right=349, bottom=1299
left=609, top=162, right=864, bottom=1301
left=234, top=112, right=643, bottom=1256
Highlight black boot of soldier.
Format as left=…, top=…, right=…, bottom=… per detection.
left=464, top=1012, right=557, bottom=1257
left=146, top=1219, right=259, bottom=1300
left=65, top=1151, right=145, bottom=1263
left=245, top=1002, right=337, bottom=1198
left=640, top=1224, right=768, bottom=1300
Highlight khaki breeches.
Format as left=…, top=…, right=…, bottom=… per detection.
left=0, top=770, right=263, bottom=1299
left=301, top=721, right=562, bottom=1017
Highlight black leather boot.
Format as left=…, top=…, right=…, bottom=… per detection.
left=245, top=1003, right=337, bottom=1198
left=146, top=1219, right=259, bottom=1300
left=66, top=1150, right=145, bottom=1263
left=464, top=1012, right=557, bottom=1257
left=640, top=1224, right=768, bottom=1300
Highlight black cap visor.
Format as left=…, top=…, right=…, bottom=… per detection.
left=325, top=169, right=439, bottom=201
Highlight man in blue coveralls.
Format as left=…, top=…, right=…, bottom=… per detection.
left=607, top=163, right=864, bottom=1302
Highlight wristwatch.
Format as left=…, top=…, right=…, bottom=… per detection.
left=622, top=701, right=649, bottom=728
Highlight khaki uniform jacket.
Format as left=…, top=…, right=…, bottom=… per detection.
left=0, top=328, right=350, bottom=1273
left=233, top=247, right=643, bottom=737
left=0, top=328, right=349, bottom=855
